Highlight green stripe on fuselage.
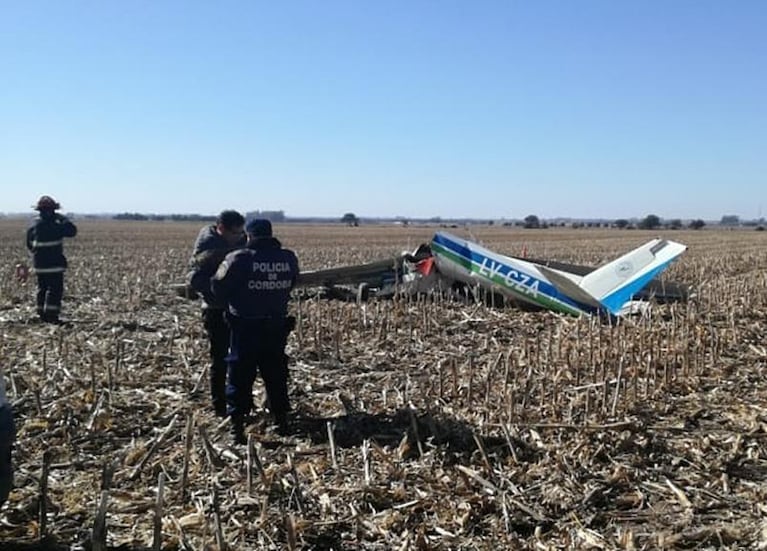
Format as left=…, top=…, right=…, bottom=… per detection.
left=431, top=241, right=584, bottom=316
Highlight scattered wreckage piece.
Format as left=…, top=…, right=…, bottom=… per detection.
left=295, top=244, right=434, bottom=302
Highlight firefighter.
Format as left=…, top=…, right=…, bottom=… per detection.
left=188, top=210, right=246, bottom=417
left=0, top=370, right=15, bottom=508
left=26, top=196, right=77, bottom=324
left=211, top=219, right=299, bottom=444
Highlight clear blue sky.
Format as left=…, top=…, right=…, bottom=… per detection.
left=1, top=0, right=765, bottom=220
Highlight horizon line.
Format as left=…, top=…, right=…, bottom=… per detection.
left=1, top=212, right=761, bottom=224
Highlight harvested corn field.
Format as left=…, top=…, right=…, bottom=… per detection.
left=1, top=219, right=766, bottom=550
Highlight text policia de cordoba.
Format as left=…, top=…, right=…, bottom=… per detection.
left=248, top=261, right=292, bottom=290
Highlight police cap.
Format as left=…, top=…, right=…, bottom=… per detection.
left=246, top=219, right=272, bottom=237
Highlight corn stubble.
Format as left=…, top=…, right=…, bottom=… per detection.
left=0, top=220, right=766, bottom=550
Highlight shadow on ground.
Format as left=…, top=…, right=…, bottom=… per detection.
left=286, top=407, right=540, bottom=463
left=0, top=537, right=157, bottom=551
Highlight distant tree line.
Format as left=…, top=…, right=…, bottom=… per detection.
left=512, top=213, right=710, bottom=230
left=335, top=209, right=763, bottom=230
left=613, top=215, right=705, bottom=230
left=110, top=209, right=761, bottom=231
left=112, top=209, right=290, bottom=223
left=113, top=213, right=216, bottom=221
left=513, top=215, right=688, bottom=229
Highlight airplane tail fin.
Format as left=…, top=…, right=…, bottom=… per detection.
left=537, top=238, right=687, bottom=315
left=578, top=238, right=687, bottom=315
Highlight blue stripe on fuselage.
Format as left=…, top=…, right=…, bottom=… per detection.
left=431, top=233, right=599, bottom=315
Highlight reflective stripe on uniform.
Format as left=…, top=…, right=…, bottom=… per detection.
left=32, top=240, right=63, bottom=248
left=34, top=267, right=65, bottom=274
left=43, top=304, right=60, bottom=312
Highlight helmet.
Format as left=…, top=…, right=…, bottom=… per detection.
left=33, top=195, right=61, bottom=211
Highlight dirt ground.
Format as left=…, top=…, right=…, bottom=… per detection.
left=0, top=219, right=766, bottom=550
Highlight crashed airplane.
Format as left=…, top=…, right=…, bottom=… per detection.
left=297, top=232, right=688, bottom=317
left=175, top=232, right=688, bottom=317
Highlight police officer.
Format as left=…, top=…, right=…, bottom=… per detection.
left=188, top=210, right=246, bottom=417
left=211, top=219, right=299, bottom=444
left=26, top=196, right=78, bottom=324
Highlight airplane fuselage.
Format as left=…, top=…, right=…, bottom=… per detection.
left=430, top=232, right=592, bottom=316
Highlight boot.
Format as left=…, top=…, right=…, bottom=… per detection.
left=230, top=416, right=246, bottom=445
left=274, top=411, right=290, bottom=436
left=213, top=400, right=227, bottom=418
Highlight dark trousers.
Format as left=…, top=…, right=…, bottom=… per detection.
left=0, top=406, right=15, bottom=508
left=202, top=309, right=229, bottom=410
left=36, top=272, right=64, bottom=321
left=226, top=319, right=290, bottom=420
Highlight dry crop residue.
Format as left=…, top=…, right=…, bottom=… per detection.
left=0, top=220, right=766, bottom=550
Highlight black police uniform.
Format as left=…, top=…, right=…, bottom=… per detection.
left=188, top=225, right=246, bottom=416
left=26, top=211, right=77, bottom=323
left=211, top=227, right=298, bottom=441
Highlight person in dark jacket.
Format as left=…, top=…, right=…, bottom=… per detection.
left=188, top=210, right=246, bottom=417
left=211, top=219, right=299, bottom=444
left=0, top=372, right=14, bottom=508
left=26, top=196, right=77, bottom=324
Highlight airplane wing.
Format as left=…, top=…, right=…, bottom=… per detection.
left=296, top=257, right=401, bottom=288
left=296, top=243, right=433, bottom=290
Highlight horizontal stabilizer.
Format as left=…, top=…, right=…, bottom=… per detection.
left=536, top=266, right=601, bottom=309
